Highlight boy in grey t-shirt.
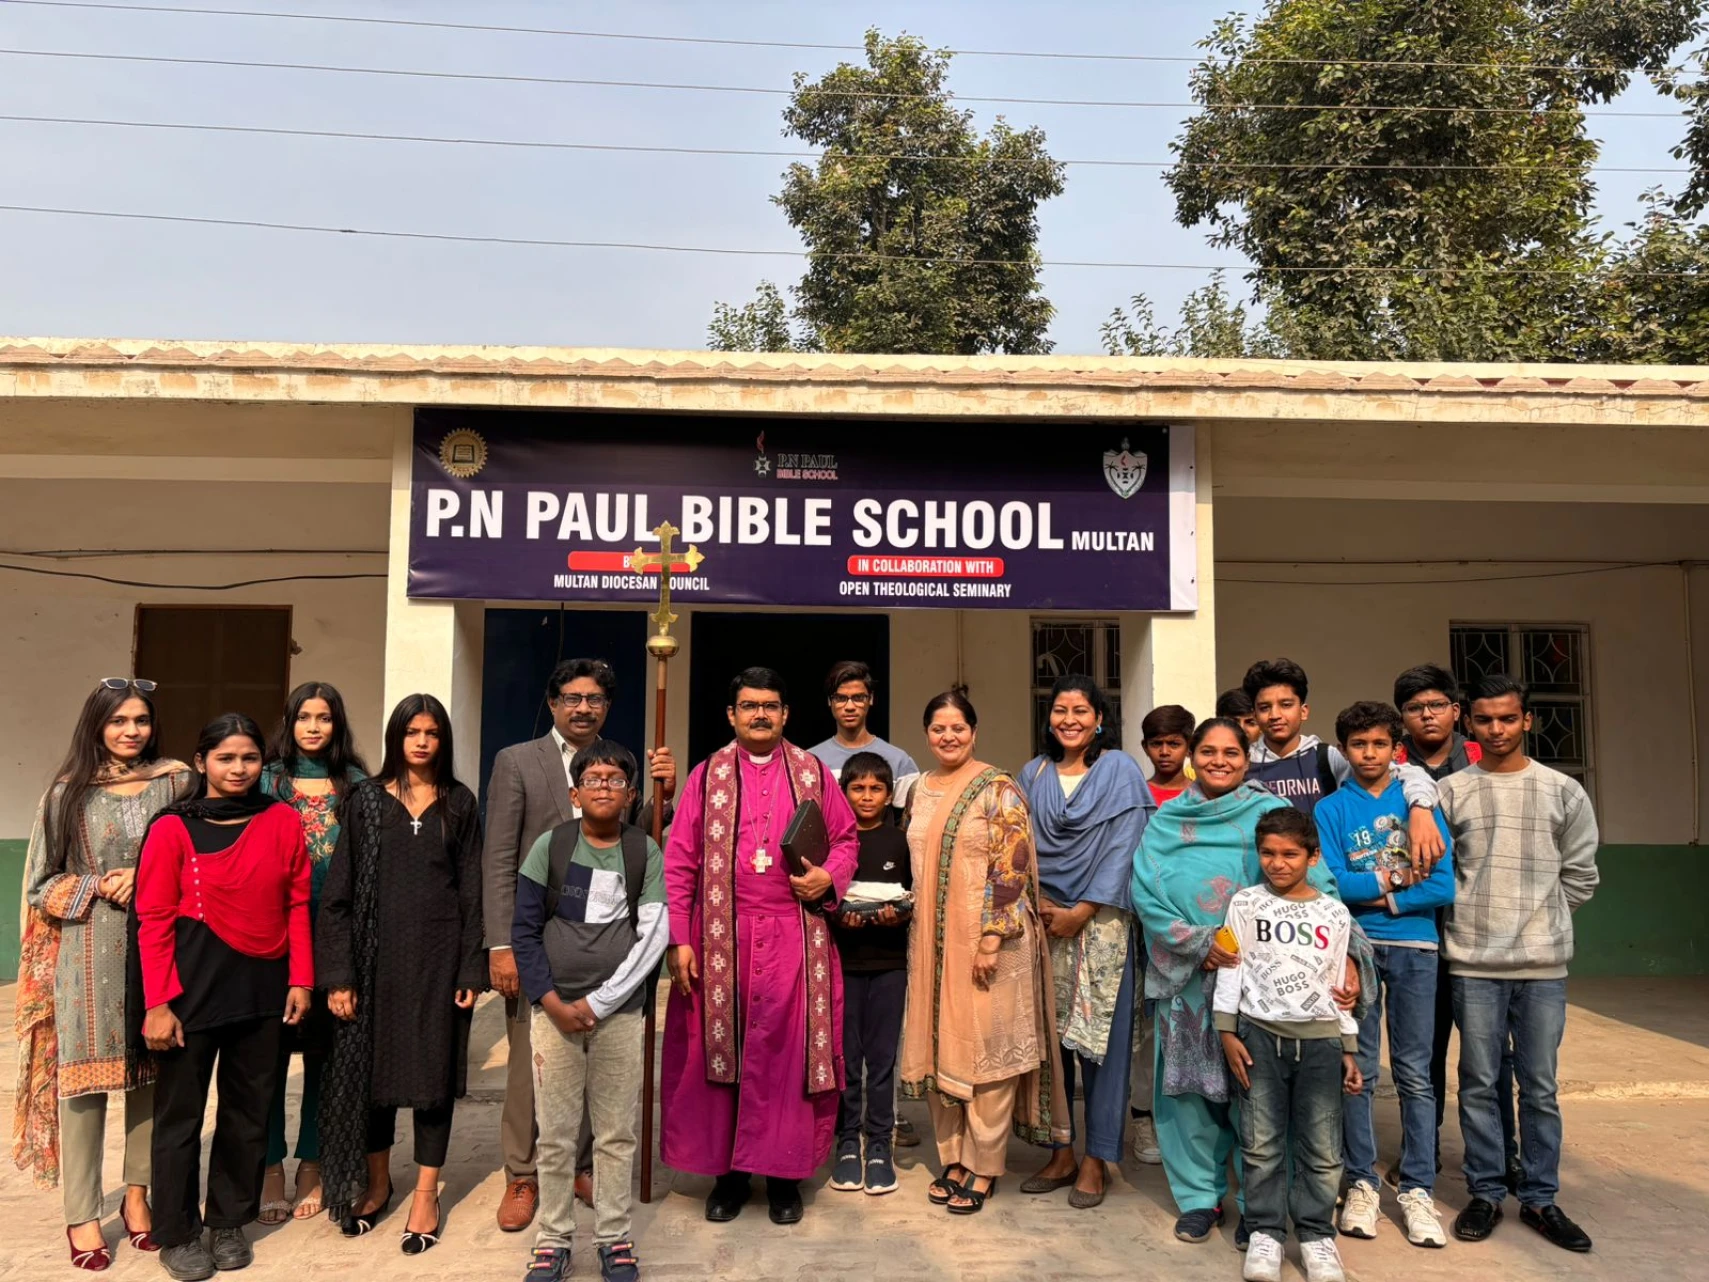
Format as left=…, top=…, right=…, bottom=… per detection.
left=1438, top=675, right=1598, bottom=1255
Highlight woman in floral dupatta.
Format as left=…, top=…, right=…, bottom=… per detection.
left=14, top=679, right=187, bottom=1270
left=899, top=690, right=1069, bottom=1217
left=1129, top=717, right=1363, bottom=1248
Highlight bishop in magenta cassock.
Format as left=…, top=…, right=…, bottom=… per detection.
left=661, top=667, right=859, bottom=1225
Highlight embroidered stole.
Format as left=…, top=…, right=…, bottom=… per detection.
left=700, top=740, right=836, bottom=1094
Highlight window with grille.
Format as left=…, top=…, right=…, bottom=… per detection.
left=1449, top=623, right=1594, bottom=799
left=1031, top=618, right=1121, bottom=758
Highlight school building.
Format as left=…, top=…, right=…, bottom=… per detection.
left=2, top=338, right=1705, bottom=978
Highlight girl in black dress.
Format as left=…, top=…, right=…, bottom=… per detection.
left=315, top=694, right=484, bottom=1255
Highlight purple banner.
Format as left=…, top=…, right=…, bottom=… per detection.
left=408, top=410, right=1196, bottom=611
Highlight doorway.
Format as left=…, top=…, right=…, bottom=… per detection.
left=688, top=612, right=891, bottom=763
left=479, top=607, right=647, bottom=799
left=134, top=605, right=293, bottom=764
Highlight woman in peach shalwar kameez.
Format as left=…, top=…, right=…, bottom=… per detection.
left=900, top=690, right=1068, bottom=1215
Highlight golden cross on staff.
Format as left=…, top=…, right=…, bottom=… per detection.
left=623, top=519, right=703, bottom=1203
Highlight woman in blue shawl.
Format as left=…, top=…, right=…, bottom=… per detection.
left=1017, top=676, right=1152, bottom=1209
left=1130, top=716, right=1365, bottom=1247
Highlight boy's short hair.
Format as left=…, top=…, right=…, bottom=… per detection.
left=824, top=660, right=875, bottom=698
left=1393, top=663, right=1460, bottom=710
left=1256, top=806, right=1319, bottom=852
left=1242, top=657, right=1309, bottom=703
left=1467, top=672, right=1529, bottom=712
left=1334, top=700, right=1404, bottom=746
left=1215, top=688, right=1254, bottom=719
left=569, top=739, right=638, bottom=787
left=840, top=750, right=893, bottom=794
left=1141, top=704, right=1196, bottom=740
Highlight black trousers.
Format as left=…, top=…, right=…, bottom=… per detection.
left=152, top=1015, right=283, bottom=1248
left=367, top=1104, right=454, bottom=1168
left=836, top=968, right=908, bottom=1146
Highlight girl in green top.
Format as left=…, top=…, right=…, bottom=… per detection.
left=258, top=682, right=368, bottom=1223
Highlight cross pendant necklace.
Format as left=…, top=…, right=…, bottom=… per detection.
left=752, top=848, right=773, bottom=874
left=410, top=816, right=423, bottom=836
left=747, top=756, right=782, bottom=873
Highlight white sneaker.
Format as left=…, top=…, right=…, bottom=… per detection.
left=1397, top=1188, right=1447, bottom=1248
left=1130, top=1113, right=1162, bottom=1165
left=1338, top=1180, right=1380, bottom=1239
left=1242, top=1232, right=1284, bottom=1282
left=1301, top=1237, right=1347, bottom=1282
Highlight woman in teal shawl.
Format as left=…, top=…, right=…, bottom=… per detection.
left=1130, top=716, right=1366, bottom=1247
left=257, top=682, right=368, bottom=1222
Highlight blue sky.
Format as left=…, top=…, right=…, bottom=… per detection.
left=0, top=0, right=1694, bottom=352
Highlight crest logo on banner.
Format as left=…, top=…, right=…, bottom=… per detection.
left=438, top=429, right=488, bottom=479
left=1103, top=437, right=1147, bottom=499
left=753, top=430, right=772, bottom=476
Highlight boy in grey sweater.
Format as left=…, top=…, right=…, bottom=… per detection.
left=1436, top=675, right=1599, bottom=1255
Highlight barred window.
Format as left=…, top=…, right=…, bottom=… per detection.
left=1449, top=623, right=1594, bottom=800
left=1031, top=618, right=1121, bottom=758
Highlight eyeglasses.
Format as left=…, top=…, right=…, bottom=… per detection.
left=735, top=701, right=784, bottom=715
left=1402, top=700, right=1455, bottom=716
left=575, top=776, right=629, bottom=792
left=101, top=678, right=157, bottom=693
left=554, top=693, right=608, bottom=710
left=829, top=693, right=871, bottom=707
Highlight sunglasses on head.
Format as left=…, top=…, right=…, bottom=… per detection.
left=100, top=678, right=158, bottom=693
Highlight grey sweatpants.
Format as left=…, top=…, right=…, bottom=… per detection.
left=531, top=1007, right=644, bottom=1250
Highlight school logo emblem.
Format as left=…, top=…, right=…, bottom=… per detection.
left=753, top=430, right=772, bottom=477
left=438, top=429, right=487, bottom=479
left=1103, top=438, right=1147, bottom=499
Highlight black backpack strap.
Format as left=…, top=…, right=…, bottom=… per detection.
left=620, top=824, right=649, bottom=929
left=1316, top=744, right=1339, bottom=802
left=542, top=819, right=581, bottom=921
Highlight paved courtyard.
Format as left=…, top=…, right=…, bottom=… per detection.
left=3, top=978, right=1707, bottom=1282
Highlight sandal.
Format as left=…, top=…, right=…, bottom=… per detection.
left=259, top=1166, right=291, bottom=1226
left=292, top=1162, right=324, bottom=1220
left=946, top=1176, right=999, bottom=1215
left=927, top=1164, right=970, bottom=1206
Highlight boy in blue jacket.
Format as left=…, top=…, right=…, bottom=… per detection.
left=1315, top=701, right=1454, bottom=1252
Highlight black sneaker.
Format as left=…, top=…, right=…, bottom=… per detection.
left=829, top=1142, right=863, bottom=1191
left=525, top=1247, right=572, bottom=1282
left=1453, top=1197, right=1504, bottom=1242
left=1520, top=1204, right=1592, bottom=1253
left=160, top=1240, right=217, bottom=1282
left=598, top=1240, right=641, bottom=1281
left=1174, top=1205, right=1224, bottom=1243
left=1234, top=1215, right=1251, bottom=1251
left=209, top=1227, right=252, bottom=1271
left=864, top=1142, right=898, bottom=1196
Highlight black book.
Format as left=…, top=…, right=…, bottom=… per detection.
left=780, top=798, right=828, bottom=877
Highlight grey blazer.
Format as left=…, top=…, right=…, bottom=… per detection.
left=481, top=733, right=664, bottom=949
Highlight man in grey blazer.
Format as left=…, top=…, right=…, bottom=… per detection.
left=483, top=656, right=675, bottom=1230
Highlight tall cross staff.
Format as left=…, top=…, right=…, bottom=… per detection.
left=625, top=520, right=703, bottom=1204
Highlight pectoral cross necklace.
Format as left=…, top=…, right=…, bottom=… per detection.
left=747, top=756, right=783, bottom=874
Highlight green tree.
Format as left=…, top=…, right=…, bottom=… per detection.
left=1161, top=0, right=1699, bottom=361
left=1101, top=272, right=1283, bottom=357
left=705, top=281, right=810, bottom=352
left=709, top=30, right=1066, bottom=355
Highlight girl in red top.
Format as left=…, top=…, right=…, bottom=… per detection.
left=136, top=713, right=312, bottom=1281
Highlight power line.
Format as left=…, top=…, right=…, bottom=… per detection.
left=0, top=558, right=387, bottom=590
left=3, top=201, right=1703, bottom=276
left=0, top=47, right=1691, bottom=118
left=0, top=112, right=1687, bottom=174
left=0, top=0, right=1684, bottom=76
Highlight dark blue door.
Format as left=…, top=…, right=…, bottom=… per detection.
left=479, top=608, right=647, bottom=802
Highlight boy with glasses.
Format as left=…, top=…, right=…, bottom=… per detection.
left=810, top=660, right=920, bottom=806
left=512, top=741, right=667, bottom=1282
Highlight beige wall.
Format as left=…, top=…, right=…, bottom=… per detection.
left=1215, top=499, right=1709, bottom=846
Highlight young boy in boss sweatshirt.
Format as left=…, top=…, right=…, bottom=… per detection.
left=1438, top=675, right=1599, bottom=1256
left=1215, top=809, right=1361, bottom=1282
left=1315, top=701, right=1454, bottom=1250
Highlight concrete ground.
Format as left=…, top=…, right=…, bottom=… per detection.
left=3, top=977, right=1706, bottom=1282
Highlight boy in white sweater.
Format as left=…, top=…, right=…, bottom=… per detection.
left=1214, top=809, right=1362, bottom=1282
left=1438, top=674, right=1599, bottom=1255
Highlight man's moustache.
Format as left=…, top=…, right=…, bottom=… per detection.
left=750, top=720, right=774, bottom=729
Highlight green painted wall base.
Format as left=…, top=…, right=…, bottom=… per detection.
left=1571, top=844, right=1705, bottom=976
left=1, top=838, right=24, bottom=983
left=0, top=839, right=1699, bottom=983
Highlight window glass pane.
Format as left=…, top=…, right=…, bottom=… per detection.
left=1521, top=629, right=1586, bottom=695
left=1527, top=702, right=1587, bottom=769
left=1450, top=626, right=1510, bottom=690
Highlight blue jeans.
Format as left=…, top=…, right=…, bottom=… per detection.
left=1054, top=939, right=1137, bottom=1162
left=1344, top=944, right=1437, bottom=1194
left=1453, top=976, right=1567, bottom=1206
left=1433, top=931, right=1517, bottom=1169
left=1235, top=1021, right=1344, bottom=1243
